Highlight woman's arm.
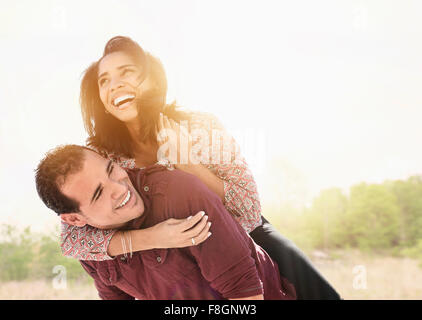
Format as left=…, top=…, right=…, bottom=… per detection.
left=61, top=211, right=211, bottom=260
left=107, top=211, right=212, bottom=257
left=209, top=157, right=263, bottom=233
left=61, top=223, right=114, bottom=261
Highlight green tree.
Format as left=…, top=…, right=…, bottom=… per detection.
left=346, top=183, right=400, bottom=250
left=305, top=188, right=348, bottom=249
left=0, top=225, right=35, bottom=281
left=385, top=176, right=422, bottom=247
left=0, top=224, right=90, bottom=282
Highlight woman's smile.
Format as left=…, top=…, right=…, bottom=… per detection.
left=113, top=93, right=136, bottom=109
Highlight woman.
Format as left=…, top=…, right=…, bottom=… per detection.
left=62, top=36, right=340, bottom=299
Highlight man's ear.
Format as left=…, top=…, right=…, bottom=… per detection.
left=60, top=213, right=87, bottom=227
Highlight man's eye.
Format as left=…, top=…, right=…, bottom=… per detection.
left=122, top=69, right=133, bottom=76
left=96, top=188, right=103, bottom=201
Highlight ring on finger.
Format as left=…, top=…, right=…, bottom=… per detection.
left=191, top=237, right=196, bottom=245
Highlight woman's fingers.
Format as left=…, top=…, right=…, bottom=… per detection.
left=166, top=116, right=183, bottom=142
left=163, top=114, right=173, bottom=131
left=157, top=113, right=167, bottom=146
left=152, top=213, right=210, bottom=249
left=169, top=118, right=181, bottom=136
left=183, top=213, right=210, bottom=239
left=168, top=117, right=176, bottom=129
left=159, top=112, right=165, bottom=131
left=178, top=211, right=206, bottom=232
left=190, top=221, right=212, bottom=246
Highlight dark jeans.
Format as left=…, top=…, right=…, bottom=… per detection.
left=249, top=216, right=341, bottom=300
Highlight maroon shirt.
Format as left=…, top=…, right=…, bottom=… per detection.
left=80, top=165, right=296, bottom=300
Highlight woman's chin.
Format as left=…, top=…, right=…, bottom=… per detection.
left=112, top=108, right=139, bottom=124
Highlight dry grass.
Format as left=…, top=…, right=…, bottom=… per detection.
left=0, top=280, right=99, bottom=300
left=308, top=249, right=422, bottom=299
left=1, top=250, right=421, bottom=299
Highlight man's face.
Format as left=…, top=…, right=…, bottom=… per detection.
left=60, top=150, right=144, bottom=229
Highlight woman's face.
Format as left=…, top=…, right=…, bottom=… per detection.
left=97, top=51, right=153, bottom=123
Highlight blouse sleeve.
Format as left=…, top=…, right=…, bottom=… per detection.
left=190, top=112, right=263, bottom=233
left=61, top=223, right=116, bottom=261
left=60, top=146, right=136, bottom=261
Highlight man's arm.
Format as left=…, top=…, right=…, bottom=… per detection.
left=80, top=261, right=135, bottom=300
left=174, top=172, right=265, bottom=299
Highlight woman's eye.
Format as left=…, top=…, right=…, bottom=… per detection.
left=99, top=78, right=109, bottom=87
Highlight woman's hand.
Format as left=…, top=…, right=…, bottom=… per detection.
left=156, top=113, right=225, bottom=201
left=156, top=112, right=194, bottom=167
left=149, top=211, right=212, bottom=249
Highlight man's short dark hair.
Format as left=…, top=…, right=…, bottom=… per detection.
left=35, top=144, right=91, bottom=215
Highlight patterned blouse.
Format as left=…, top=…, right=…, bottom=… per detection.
left=60, top=111, right=262, bottom=261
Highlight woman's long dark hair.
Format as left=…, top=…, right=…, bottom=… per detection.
left=80, top=36, right=192, bottom=158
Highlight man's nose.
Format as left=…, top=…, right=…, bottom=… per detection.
left=110, top=179, right=127, bottom=200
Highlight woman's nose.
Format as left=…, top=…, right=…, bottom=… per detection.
left=110, top=80, right=124, bottom=92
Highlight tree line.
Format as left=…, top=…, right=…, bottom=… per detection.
left=0, top=225, right=90, bottom=282
left=1, top=175, right=422, bottom=281
left=268, top=175, right=422, bottom=263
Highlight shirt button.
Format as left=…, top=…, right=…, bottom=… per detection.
left=120, top=256, right=126, bottom=261
left=144, top=186, right=150, bottom=192
left=156, top=256, right=162, bottom=263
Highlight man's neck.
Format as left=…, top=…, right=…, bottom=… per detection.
left=91, top=220, right=131, bottom=231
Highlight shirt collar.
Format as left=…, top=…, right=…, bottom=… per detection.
left=122, top=164, right=170, bottom=230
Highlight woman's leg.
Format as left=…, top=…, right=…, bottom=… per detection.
left=249, top=216, right=341, bottom=300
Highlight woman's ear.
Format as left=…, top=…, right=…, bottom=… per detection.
left=60, top=213, right=87, bottom=227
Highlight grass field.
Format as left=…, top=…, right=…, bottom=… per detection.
left=0, top=280, right=99, bottom=300
left=309, top=249, right=422, bottom=299
left=1, top=250, right=421, bottom=300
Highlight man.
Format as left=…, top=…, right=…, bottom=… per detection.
left=35, top=144, right=296, bottom=300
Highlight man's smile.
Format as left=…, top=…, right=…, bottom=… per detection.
left=116, top=189, right=131, bottom=209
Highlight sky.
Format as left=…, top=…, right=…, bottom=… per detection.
left=0, top=0, right=421, bottom=232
